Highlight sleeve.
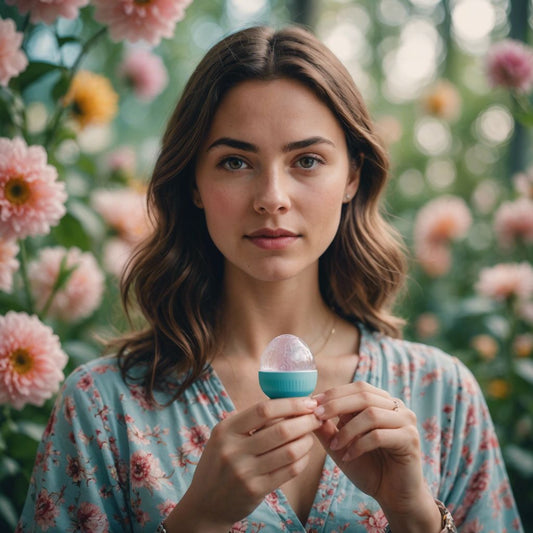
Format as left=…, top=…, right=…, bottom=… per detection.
left=15, top=365, right=131, bottom=533
left=438, top=357, right=523, bottom=532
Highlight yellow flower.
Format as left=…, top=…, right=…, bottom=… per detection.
left=487, top=379, right=510, bottom=399
left=421, top=80, right=461, bottom=121
left=63, top=70, right=118, bottom=128
left=513, top=334, right=533, bottom=358
left=471, top=334, right=499, bottom=360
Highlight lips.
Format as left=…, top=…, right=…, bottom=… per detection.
left=247, top=228, right=298, bottom=238
left=245, top=228, right=300, bottom=250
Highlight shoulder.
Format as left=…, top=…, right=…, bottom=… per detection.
left=360, top=325, right=480, bottom=398
left=61, top=356, right=123, bottom=397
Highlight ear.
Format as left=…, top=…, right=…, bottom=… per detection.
left=343, top=154, right=363, bottom=203
left=192, top=187, right=204, bottom=209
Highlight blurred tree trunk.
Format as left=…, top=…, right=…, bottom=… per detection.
left=287, top=0, right=318, bottom=28
left=509, top=0, right=530, bottom=176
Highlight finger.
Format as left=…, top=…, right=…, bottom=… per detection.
left=260, top=448, right=312, bottom=491
left=253, top=433, right=315, bottom=476
left=314, top=392, right=398, bottom=421
left=249, top=413, right=323, bottom=455
left=332, top=406, right=414, bottom=452
left=313, top=419, right=338, bottom=449
left=313, top=381, right=391, bottom=406
left=231, top=397, right=318, bottom=435
left=341, top=425, right=420, bottom=462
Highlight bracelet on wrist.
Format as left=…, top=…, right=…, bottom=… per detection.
left=384, top=499, right=457, bottom=533
left=156, top=522, right=168, bottom=533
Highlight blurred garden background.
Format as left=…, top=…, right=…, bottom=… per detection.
left=0, top=0, right=532, bottom=530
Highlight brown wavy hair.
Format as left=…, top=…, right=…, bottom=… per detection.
left=113, top=25, right=407, bottom=403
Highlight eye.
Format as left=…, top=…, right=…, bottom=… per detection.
left=296, top=155, right=323, bottom=170
left=220, top=157, right=249, bottom=171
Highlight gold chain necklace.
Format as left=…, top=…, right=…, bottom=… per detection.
left=312, top=316, right=336, bottom=356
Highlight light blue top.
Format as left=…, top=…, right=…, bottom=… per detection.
left=17, top=324, right=524, bottom=532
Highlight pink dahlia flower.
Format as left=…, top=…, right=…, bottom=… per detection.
left=0, top=238, right=19, bottom=293
left=486, top=39, right=533, bottom=93
left=414, top=195, right=472, bottom=276
left=0, top=137, right=67, bottom=240
left=0, top=311, right=67, bottom=410
left=103, top=237, right=134, bottom=278
left=92, top=0, right=192, bottom=46
left=119, top=48, right=168, bottom=101
left=513, top=169, right=533, bottom=199
left=5, top=0, right=89, bottom=25
left=91, top=187, right=150, bottom=243
left=414, top=241, right=452, bottom=278
left=0, top=18, right=28, bottom=87
left=29, top=247, right=105, bottom=322
left=476, top=262, right=533, bottom=301
left=107, top=146, right=136, bottom=174
left=494, top=197, right=533, bottom=248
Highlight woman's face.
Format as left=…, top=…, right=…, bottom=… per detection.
left=194, top=78, right=359, bottom=284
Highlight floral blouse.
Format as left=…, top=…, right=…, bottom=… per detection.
left=17, top=324, right=523, bottom=532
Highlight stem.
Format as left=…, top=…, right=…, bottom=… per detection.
left=500, top=298, right=519, bottom=444
left=20, top=14, right=31, bottom=36
left=39, top=258, right=78, bottom=319
left=18, top=240, right=34, bottom=315
left=43, top=26, right=107, bottom=150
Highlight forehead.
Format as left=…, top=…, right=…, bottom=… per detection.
left=203, top=78, right=346, bottom=146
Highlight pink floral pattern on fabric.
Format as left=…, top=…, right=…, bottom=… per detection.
left=17, top=325, right=524, bottom=532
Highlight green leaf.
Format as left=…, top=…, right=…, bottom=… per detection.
left=56, top=35, right=80, bottom=47
left=51, top=212, right=92, bottom=250
left=63, top=340, right=100, bottom=364
left=51, top=71, right=71, bottom=101
left=505, top=444, right=533, bottom=477
left=0, top=493, right=17, bottom=530
left=68, top=200, right=106, bottom=242
left=15, top=62, right=63, bottom=91
left=0, top=456, right=20, bottom=480
left=514, top=360, right=533, bottom=385
left=15, top=421, right=46, bottom=442
left=513, top=110, right=533, bottom=127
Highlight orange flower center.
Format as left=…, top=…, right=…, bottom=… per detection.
left=10, top=348, right=34, bottom=375
left=5, top=177, right=31, bottom=206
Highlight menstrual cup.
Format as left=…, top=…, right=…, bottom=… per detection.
left=258, top=334, right=318, bottom=398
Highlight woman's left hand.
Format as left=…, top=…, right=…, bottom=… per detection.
left=312, top=381, right=437, bottom=523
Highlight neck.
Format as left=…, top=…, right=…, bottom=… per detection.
left=218, top=267, right=335, bottom=361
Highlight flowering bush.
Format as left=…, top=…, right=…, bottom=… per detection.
left=397, top=36, right=533, bottom=526
left=0, top=2, right=190, bottom=528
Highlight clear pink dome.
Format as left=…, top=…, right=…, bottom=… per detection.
left=260, top=334, right=316, bottom=372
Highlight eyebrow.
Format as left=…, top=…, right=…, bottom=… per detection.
left=206, top=136, right=335, bottom=153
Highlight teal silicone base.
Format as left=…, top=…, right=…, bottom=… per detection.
left=258, top=370, right=318, bottom=399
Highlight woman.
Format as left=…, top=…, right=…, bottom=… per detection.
left=18, top=26, right=522, bottom=532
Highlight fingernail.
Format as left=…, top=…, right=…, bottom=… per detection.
left=304, top=398, right=318, bottom=409
left=312, top=393, right=325, bottom=403
left=330, top=437, right=340, bottom=450
left=314, top=405, right=325, bottom=417
left=342, top=451, right=351, bottom=462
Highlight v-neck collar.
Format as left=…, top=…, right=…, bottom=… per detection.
left=202, top=322, right=375, bottom=531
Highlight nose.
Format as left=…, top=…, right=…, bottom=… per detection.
left=253, top=166, right=291, bottom=214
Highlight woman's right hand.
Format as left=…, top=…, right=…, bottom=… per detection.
left=164, top=396, right=321, bottom=532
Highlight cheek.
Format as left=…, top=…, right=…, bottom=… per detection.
left=201, top=189, right=242, bottom=231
